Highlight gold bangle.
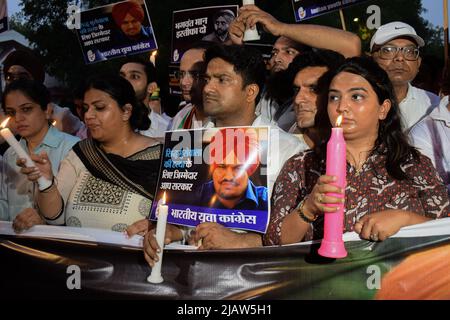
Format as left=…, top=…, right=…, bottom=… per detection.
left=296, top=197, right=318, bottom=224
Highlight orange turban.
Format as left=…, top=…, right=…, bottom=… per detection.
left=209, top=128, right=260, bottom=177
left=112, top=1, right=145, bottom=26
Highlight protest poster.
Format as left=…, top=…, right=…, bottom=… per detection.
left=292, top=0, right=368, bottom=22
left=0, top=0, right=8, bottom=34
left=150, top=127, right=270, bottom=234
left=170, top=5, right=238, bottom=63
left=75, top=0, right=157, bottom=64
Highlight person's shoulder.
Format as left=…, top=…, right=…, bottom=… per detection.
left=411, top=85, right=440, bottom=105
left=253, top=184, right=269, bottom=200
left=55, top=128, right=81, bottom=145
left=141, top=26, right=153, bottom=37
left=134, top=136, right=163, bottom=159
left=402, top=150, right=434, bottom=171
left=170, top=104, right=195, bottom=130
left=2, top=146, right=15, bottom=161
left=409, top=113, right=433, bottom=136
left=283, top=150, right=317, bottom=171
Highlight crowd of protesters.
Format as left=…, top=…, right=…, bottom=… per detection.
left=0, top=4, right=448, bottom=266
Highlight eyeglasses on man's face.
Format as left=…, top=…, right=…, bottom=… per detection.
left=377, top=45, right=420, bottom=61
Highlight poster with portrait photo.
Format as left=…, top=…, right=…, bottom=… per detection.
left=75, top=0, right=157, bottom=64
left=150, top=127, right=270, bottom=234
left=171, top=5, right=238, bottom=64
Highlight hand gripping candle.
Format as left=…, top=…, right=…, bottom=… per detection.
left=147, top=192, right=169, bottom=284
left=0, top=117, right=52, bottom=191
left=318, top=115, right=347, bottom=258
left=242, top=0, right=261, bottom=41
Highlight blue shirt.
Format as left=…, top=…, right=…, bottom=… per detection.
left=0, top=126, right=79, bottom=221
left=196, top=180, right=268, bottom=211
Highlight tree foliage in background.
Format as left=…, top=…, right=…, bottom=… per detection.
left=10, top=0, right=445, bottom=92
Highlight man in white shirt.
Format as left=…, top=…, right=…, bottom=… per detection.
left=409, top=96, right=450, bottom=195
left=370, top=22, right=440, bottom=131
left=119, top=56, right=171, bottom=139
left=170, top=43, right=212, bottom=130
left=287, top=49, right=345, bottom=150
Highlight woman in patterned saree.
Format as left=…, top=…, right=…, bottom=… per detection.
left=19, top=75, right=162, bottom=233
left=264, top=57, right=449, bottom=246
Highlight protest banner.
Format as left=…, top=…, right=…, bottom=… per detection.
left=150, top=127, right=270, bottom=234
left=75, top=0, right=157, bottom=64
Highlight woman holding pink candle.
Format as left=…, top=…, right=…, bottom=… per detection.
left=0, top=80, right=79, bottom=230
left=265, top=57, right=450, bottom=246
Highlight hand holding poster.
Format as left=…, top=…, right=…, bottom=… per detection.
left=75, top=0, right=157, bottom=64
left=150, top=127, right=270, bottom=234
left=171, top=5, right=238, bottom=63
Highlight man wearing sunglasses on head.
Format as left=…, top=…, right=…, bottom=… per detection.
left=371, top=21, right=440, bottom=131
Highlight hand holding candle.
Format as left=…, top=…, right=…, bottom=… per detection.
left=147, top=192, right=169, bottom=284
left=242, top=0, right=261, bottom=41
left=318, top=115, right=347, bottom=258
left=0, top=117, right=52, bottom=191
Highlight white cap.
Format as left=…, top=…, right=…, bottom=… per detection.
left=370, top=21, right=425, bottom=51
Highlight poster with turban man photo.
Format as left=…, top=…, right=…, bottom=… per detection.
left=150, top=127, right=270, bottom=234
left=170, top=5, right=238, bottom=63
left=74, top=0, right=157, bottom=64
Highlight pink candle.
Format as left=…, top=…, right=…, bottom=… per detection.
left=318, top=115, right=347, bottom=258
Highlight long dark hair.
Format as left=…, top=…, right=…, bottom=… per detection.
left=82, top=74, right=150, bottom=131
left=317, top=56, right=419, bottom=180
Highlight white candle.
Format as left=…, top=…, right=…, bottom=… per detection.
left=0, top=117, right=52, bottom=191
left=147, top=192, right=169, bottom=284
left=242, top=0, right=261, bottom=42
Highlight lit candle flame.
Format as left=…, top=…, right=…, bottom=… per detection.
left=151, top=50, right=157, bottom=58
left=0, top=117, right=11, bottom=129
left=52, top=120, right=57, bottom=126
left=336, top=115, right=343, bottom=127
left=162, top=191, right=166, bottom=205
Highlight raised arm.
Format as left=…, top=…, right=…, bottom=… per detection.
left=231, top=5, right=361, bottom=58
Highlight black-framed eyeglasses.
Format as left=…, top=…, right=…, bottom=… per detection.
left=377, top=45, right=420, bottom=61
left=174, top=70, right=201, bottom=81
